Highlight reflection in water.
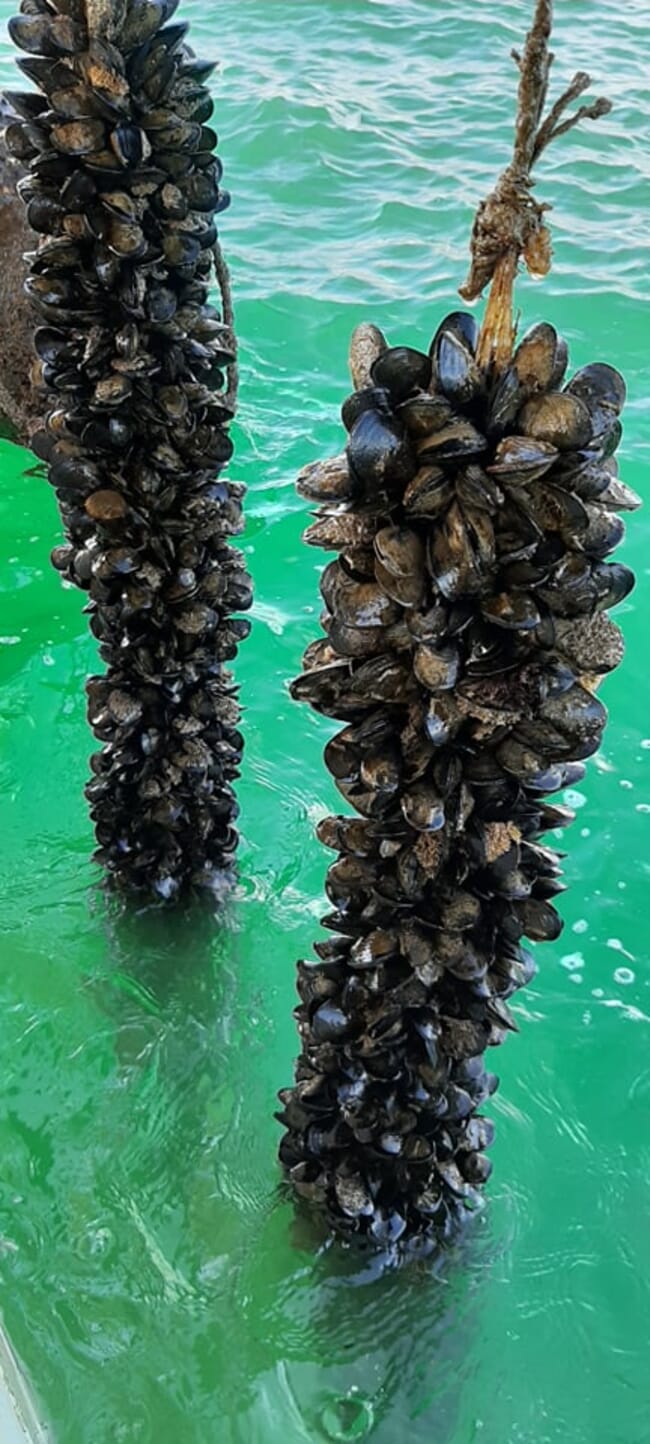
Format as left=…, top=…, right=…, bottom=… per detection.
left=224, top=1207, right=499, bottom=1444
left=71, top=892, right=498, bottom=1443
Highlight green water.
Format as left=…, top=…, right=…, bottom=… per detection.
left=1, top=1, right=649, bottom=1440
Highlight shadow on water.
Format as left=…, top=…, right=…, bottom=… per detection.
left=214, top=1204, right=499, bottom=1444
left=78, top=893, right=498, bottom=1444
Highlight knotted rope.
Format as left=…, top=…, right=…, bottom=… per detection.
left=460, top=0, right=611, bottom=373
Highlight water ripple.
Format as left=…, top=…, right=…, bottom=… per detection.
left=0, top=1, right=649, bottom=1440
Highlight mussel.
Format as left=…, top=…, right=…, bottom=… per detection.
left=8, top=0, right=251, bottom=898
left=283, top=211, right=634, bottom=1255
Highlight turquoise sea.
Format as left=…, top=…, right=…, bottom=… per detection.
left=0, top=1, right=649, bottom=1440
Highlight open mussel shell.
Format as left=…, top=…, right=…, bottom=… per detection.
left=401, top=785, right=445, bottom=832
left=403, top=465, right=451, bottom=519
left=428, top=500, right=491, bottom=601
left=488, top=433, right=557, bottom=486
left=375, top=560, right=423, bottom=608
left=598, top=477, right=642, bottom=513
left=303, top=512, right=378, bottom=552
left=3, top=89, right=47, bottom=120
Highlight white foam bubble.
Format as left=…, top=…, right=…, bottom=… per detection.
left=607, top=938, right=635, bottom=960
left=564, top=789, right=587, bottom=809
left=572, top=919, right=588, bottom=934
left=561, top=951, right=585, bottom=971
left=614, top=967, right=635, bottom=986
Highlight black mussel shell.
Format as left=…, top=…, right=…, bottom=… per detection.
left=435, top=329, right=485, bottom=408
left=371, top=347, right=432, bottom=405
left=429, top=310, right=479, bottom=359
left=565, top=362, right=626, bottom=415
left=341, top=386, right=390, bottom=433
left=346, top=408, right=416, bottom=497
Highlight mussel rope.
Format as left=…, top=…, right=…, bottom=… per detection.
left=212, top=240, right=238, bottom=412
left=460, top=0, right=611, bottom=375
left=82, top=0, right=238, bottom=409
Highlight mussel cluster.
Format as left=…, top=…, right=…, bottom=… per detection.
left=4, top=0, right=252, bottom=897
left=278, top=313, right=639, bottom=1254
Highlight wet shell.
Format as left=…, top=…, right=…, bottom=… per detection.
left=402, top=466, right=452, bottom=519
left=401, top=785, right=445, bottom=832
left=346, top=409, right=416, bottom=496
left=397, top=392, right=453, bottom=439
left=413, top=643, right=459, bottom=692
left=417, top=418, right=487, bottom=464
left=283, top=297, right=636, bottom=1253
left=489, top=322, right=564, bottom=432
left=435, top=329, right=485, bottom=408
left=7, top=0, right=251, bottom=907
left=371, top=346, right=432, bottom=405
left=374, top=525, right=424, bottom=579
left=487, top=433, right=558, bottom=484
left=297, top=454, right=356, bottom=504
left=332, top=579, right=401, bottom=631
left=348, top=322, right=388, bottom=391
left=519, top=393, right=592, bottom=451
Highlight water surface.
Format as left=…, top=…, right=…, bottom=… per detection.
left=0, top=2, right=649, bottom=1440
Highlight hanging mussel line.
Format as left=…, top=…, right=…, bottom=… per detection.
left=4, top=0, right=252, bottom=899
left=461, top=0, right=612, bottom=375
left=277, top=0, right=639, bottom=1257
